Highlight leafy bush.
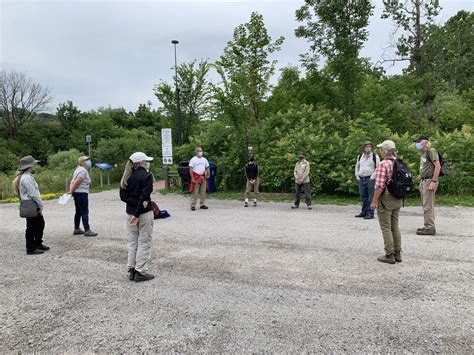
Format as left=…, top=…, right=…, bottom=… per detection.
left=0, top=147, right=19, bottom=173
left=47, top=149, right=84, bottom=170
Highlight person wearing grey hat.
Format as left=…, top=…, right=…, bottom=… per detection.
left=68, top=155, right=98, bottom=237
left=354, top=141, right=380, bottom=219
left=119, top=152, right=155, bottom=282
left=12, top=156, right=50, bottom=255
left=370, top=140, right=402, bottom=264
left=414, top=135, right=441, bottom=235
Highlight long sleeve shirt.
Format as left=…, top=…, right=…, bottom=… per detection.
left=294, top=159, right=310, bottom=184
left=19, top=172, right=43, bottom=208
left=355, top=152, right=380, bottom=180
left=122, top=167, right=153, bottom=217
left=374, top=157, right=395, bottom=191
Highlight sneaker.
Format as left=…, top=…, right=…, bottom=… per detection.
left=377, top=254, right=395, bottom=264
left=84, top=230, right=98, bottom=237
left=307, top=205, right=312, bottom=210
left=191, top=206, right=196, bottom=211
left=134, top=271, right=155, bottom=282
left=36, top=244, right=50, bottom=251
left=27, top=249, right=44, bottom=255
left=355, top=212, right=366, bottom=218
left=291, top=205, right=298, bottom=209
left=416, top=228, right=436, bottom=235
left=73, top=229, right=84, bottom=235
left=244, top=202, right=248, bottom=207
left=363, top=214, right=374, bottom=220
left=128, top=268, right=136, bottom=281
left=200, top=205, right=208, bottom=209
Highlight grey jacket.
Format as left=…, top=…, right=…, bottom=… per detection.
left=19, top=172, right=43, bottom=208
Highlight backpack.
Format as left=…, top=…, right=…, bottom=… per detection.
left=357, top=153, right=377, bottom=166
left=151, top=201, right=161, bottom=219
left=426, top=149, right=450, bottom=177
left=387, top=158, right=413, bottom=199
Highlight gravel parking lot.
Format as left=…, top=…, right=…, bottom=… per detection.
left=1, top=189, right=473, bottom=353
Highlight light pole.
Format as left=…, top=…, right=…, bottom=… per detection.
left=171, top=39, right=182, bottom=146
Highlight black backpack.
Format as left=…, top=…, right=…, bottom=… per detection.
left=387, top=158, right=413, bottom=199
left=426, top=149, right=450, bottom=177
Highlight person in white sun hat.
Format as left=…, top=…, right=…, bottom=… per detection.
left=119, top=152, right=155, bottom=282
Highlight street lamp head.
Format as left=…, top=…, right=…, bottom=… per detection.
left=171, top=40, right=179, bottom=44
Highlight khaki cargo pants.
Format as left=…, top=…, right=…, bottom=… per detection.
left=245, top=178, right=260, bottom=199
left=420, top=179, right=439, bottom=230
left=377, top=192, right=402, bottom=255
left=127, top=211, right=154, bottom=274
left=191, top=180, right=206, bottom=207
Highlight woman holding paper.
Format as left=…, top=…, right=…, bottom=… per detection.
left=13, top=156, right=49, bottom=255
left=68, top=156, right=98, bottom=237
left=119, top=152, right=155, bottom=282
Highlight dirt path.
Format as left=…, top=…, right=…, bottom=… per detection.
left=0, top=190, right=473, bottom=352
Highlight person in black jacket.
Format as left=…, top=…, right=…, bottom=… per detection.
left=244, top=154, right=259, bottom=207
left=119, top=152, right=155, bottom=282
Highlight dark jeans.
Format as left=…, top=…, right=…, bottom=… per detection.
left=25, top=215, right=45, bottom=252
left=73, top=192, right=90, bottom=231
left=358, top=177, right=375, bottom=216
left=294, top=182, right=312, bottom=206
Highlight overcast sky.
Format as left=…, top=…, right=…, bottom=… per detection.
left=1, top=0, right=472, bottom=112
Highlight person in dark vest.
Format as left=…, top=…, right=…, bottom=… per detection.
left=354, top=141, right=380, bottom=219
left=120, top=152, right=155, bottom=282
left=244, top=154, right=259, bottom=207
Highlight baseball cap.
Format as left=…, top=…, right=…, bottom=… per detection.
left=129, top=152, right=154, bottom=163
left=376, top=140, right=396, bottom=151
left=414, top=135, right=430, bottom=143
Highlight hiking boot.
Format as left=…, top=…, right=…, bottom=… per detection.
left=355, top=212, right=366, bottom=218
left=416, top=228, right=436, bottom=235
left=377, top=254, right=395, bottom=264
left=134, top=271, right=155, bottom=282
left=394, top=251, right=402, bottom=263
left=191, top=206, right=196, bottom=211
left=200, top=205, right=208, bottom=210
left=363, top=214, right=374, bottom=220
left=244, top=202, right=249, bottom=207
left=291, top=205, right=298, bottom=209
left=128, top=268, right=136, bottom=281
left=36, top=244, right=50, bottom=251
left=73, top=229, right=84, bottom=235
left=84, top=230, right=98, bottom=237
left=27, top=249, right=44, bottom=255
left=307, top=205, right=312, bottom=210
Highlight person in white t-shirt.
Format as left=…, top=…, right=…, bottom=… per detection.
left=189, top=147, right=210, bottom=211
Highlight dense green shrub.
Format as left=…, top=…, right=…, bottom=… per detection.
left=47, top=149, right=84, bottom=171
left=0, top=147, right=19, bottom=173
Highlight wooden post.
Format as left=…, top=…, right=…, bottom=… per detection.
left=164, top=166, right=170, bottom=189
left=100, top=170, right=103, bottom=190
left=65, top=177, right=69, bottom=192
left=107, top=170, right=110, bottom=189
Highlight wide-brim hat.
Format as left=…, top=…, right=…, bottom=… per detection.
left=18, top=155, right=40, bottom=171
left=362, top=141, right=373, bottom=147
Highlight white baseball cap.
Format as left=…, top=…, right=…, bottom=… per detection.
left=129, top=152, right=154, bottom=163
left=377, top=140, right=396, bottom=151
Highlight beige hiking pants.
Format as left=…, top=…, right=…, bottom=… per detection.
left=420, top=179, right=439, bottom=230
left=127, top=211, right=154, bottom=273
left=191, top=180, right=206, bottom=207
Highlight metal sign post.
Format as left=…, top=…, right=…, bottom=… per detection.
left=85, top=135, right=92, bottom=185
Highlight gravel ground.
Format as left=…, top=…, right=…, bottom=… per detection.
left=0, top=189, right=473, bottom=353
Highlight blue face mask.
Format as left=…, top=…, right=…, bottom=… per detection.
left=85, top=160, right=92, bottom=168
left=415, top=143, right=422, bottom=150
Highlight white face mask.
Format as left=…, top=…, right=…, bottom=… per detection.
left=197, top=151, right=203, bottom=157
left=145, top=162, right=151, bottom=171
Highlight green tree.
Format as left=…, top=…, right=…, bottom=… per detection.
left=57, top=101, right=82, bottom=130
left=295, top=0, right=374, bottom=119
left=154, top=59, right=212, bottom=144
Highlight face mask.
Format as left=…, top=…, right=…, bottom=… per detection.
left=197, top=152, right=203, bottom=157
left=145, top=162, right=151, bottom=171
left=298, top=156, right=304, bottom=160
left=364, top=147, right=372, bottom=153
left=85, top=160, right=92, bottom=168
left=249, top=157, right=255, bottom=162
left=415, top=143, right=422, bottom=150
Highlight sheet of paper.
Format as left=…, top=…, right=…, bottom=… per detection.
left=58, top=194, right=71, bottom=205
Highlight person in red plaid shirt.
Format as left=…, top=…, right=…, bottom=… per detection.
left=370, top=140, right=402, bottom=264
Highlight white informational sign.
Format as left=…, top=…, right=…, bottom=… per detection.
left=162, top=156, right=173, bottom=165
left=85, top=135, right=92, bottom=143
left=161, top=128, right=173, bottom=165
